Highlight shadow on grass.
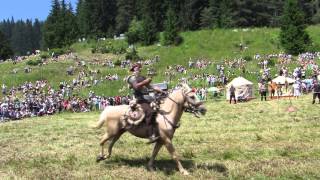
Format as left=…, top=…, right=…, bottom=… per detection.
left=103, top=157, right=228, bottom=176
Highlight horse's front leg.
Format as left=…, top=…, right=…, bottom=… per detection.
left=147, top=141, right=163, bottom=171
left=164, top=139, right=189, bottom=175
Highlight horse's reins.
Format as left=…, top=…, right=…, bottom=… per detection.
left=159, top=90, right=192, bottom=129
left=158, top=94, right=181, bottom=129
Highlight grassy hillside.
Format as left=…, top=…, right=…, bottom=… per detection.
left=0, top=96, right=319, bottom=179
left=1, top=26, right=320, bottom=97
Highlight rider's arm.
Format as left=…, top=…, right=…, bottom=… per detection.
left=131, top=78, right=152, bottom=90
left=148, top=85, right=164, bottom=94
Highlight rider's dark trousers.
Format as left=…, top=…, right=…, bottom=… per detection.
left=140, top=103, right=156, bottom=136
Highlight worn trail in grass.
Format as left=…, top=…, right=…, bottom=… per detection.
left=0, top=95, right=320, bottom=179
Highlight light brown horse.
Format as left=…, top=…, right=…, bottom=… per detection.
left=94, top=85, right=206, bottom=175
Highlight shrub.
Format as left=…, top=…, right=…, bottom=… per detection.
left=114, top=59, right=121, bottom=66
left=268, top=58, right=276, bottom=67
left=174, top=36, right=184, bottom=46
left=40, top=52, right=50, bottom=59
left=27, top=58, right=42, bottom=66
left=244, top=56, right=252, bottom=62
left=49, top=48, right=66, bottom=57
left=100, top=47, right=109, bottom=54
left=126, top=18, right=143, bottom=45
left=308, top=43, right=320, bottom=53
left=125, top=47, right=139, bottom=61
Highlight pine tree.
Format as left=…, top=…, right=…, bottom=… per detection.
left=280, top=0, right=311, bottom=55
left=11, top=20, right=27, bottom=55
left=200, top=7, right=213, bottom=28
left=0, top=30, right=13, bottom=60
left=178, top=0, right=208, bottom=30
left=62, top=2, right=78, bottom=46
left=32, top=19, right=43, bottom=50
left=139, top=0, right=159, bottom=45
left=43, top=0, right=62, bottom=48
left=126, top=17, right=143, bottom=44
left=209, top=0, right=221, bottom=27
left=219, top=0, right=233, bottom=28
left=43, top=0, right=78, bottom=48
left=116, top=0, right=136, bottom=34
left=141, top=15, right=158, bottom=45
left=76, top=0, right=90, bottom=37
left=163, top=7, right=180, bottom=45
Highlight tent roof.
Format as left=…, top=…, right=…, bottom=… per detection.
left=272, top=76, right=295, bottom=84
left=226, top=77, right=253, bottom=88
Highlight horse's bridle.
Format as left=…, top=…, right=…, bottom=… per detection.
left=166, top=90, right=202, bottom=117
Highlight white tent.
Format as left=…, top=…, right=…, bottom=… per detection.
left=272, top=76, right=295, bottom=84
left=226, top=77, right=254, bottom=100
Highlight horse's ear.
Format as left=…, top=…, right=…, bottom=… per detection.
left=181, top=83, right=191, bottom=94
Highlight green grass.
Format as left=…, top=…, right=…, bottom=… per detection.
left=0, top=95, right=319, bottom=179
left=0, top=60, right=75, bottom=88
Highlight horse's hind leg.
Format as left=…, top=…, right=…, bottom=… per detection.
left=96, top=133, right=113, bottom=162
left=106, top=130, right=125, bottom=158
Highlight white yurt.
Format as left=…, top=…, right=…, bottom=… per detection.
left=272, top=76, right=295, bottom=84
left=226, top=77, right=254, bottom=101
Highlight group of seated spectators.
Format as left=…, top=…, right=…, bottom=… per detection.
left=188, top=58, right=212, bottom=69
left=0, top=80, right=131, bottom=122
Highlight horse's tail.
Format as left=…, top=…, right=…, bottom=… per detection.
left=93, top=108, right=108, bottom=129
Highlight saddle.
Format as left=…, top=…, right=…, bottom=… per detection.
left=121, top=95, right=164, bottom=129
left=124, top=100, right=145, bottom=126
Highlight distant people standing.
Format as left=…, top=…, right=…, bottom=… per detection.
left=2, top=84, right=7, bottom=95
left=285, top=80, right=289, bottom=93
left=293, top=81, right=301, bottom=99
left=312, top=80, right=320, bottom=104
left=229, top=85, right=236, bottom=104
left=276, top=83, right=282, bottom=98
left=259, top=81, right=267, bottom=101
left=269, top=81, right=277, bottom=99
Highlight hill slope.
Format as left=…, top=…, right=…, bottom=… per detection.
left=1, top=26, right=320, bottom=97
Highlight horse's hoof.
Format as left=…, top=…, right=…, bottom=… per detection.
left=96, top=155, right=106, bottom=163
left=180, top=169, right=190, bottom=176
left=147, top=165, right=156, bottom=172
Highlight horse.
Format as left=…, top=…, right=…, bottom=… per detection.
left=94, top=85, right=206, bottom=175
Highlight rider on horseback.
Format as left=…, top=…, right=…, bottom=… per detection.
left=127, top=63, right=165, bottom=143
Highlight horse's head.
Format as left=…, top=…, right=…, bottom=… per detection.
left=179, top=84, right=207, bottom=117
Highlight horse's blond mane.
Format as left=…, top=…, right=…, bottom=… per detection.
left=179, top=83, right=192, bottom=94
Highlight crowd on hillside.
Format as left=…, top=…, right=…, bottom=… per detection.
left=0, top=54, right=163, bottom=122
left=1, top=48, right=320, bottom=122
left=0, top=80, right=131, bottom=122
left=167, top=52, right=320, bottom=104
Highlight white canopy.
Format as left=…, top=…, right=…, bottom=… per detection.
left=226, top=77, right=254, bottom=100
left=272, top=76, right=295, bottom=84
left=226, top=77, right=253, bottom=88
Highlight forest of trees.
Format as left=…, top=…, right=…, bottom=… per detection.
left=1, top=0, right=320, bottom=57
left=0, top=18, right=42, bottom=56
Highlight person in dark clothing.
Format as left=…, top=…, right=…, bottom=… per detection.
left=127, top=63, right=165, bottom=143
left=259, top=81, right=267, bottom=101
left=312, top=80, right=320, bottom=104
left=229, top=85, right=236, bottom=104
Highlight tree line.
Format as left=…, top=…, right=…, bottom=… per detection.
left=0, top=0, right=319, bottom=58
left=0, top=18, right=42, bottom=57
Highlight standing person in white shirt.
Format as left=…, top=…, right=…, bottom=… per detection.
left=293, top=81, right=301, bottom=99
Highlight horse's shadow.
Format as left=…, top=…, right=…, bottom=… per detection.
left=103, top=157, right=228, bottom=176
